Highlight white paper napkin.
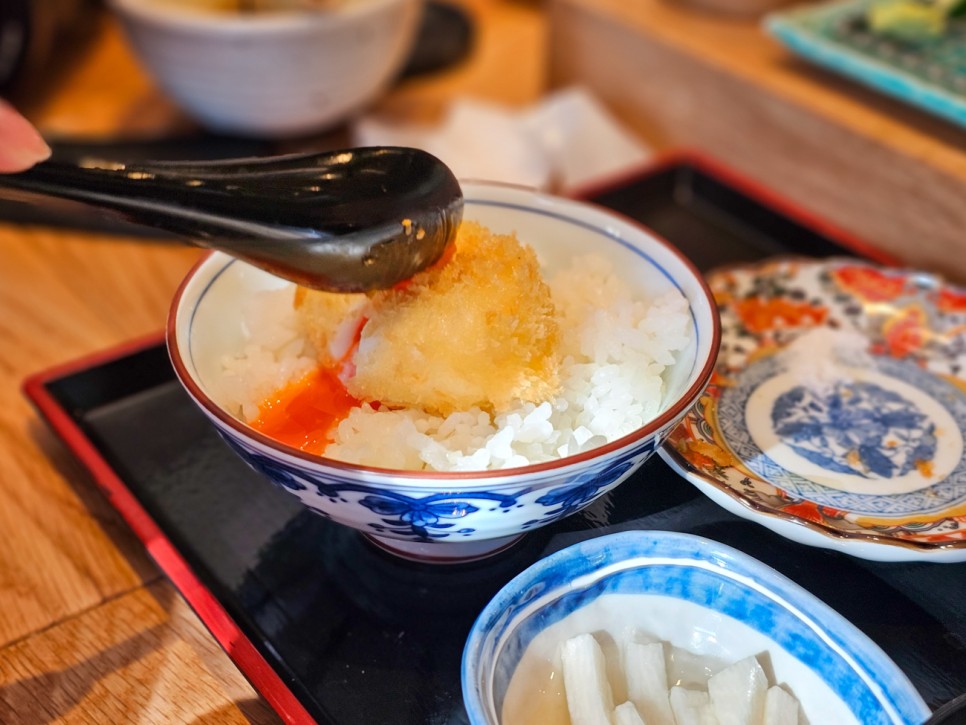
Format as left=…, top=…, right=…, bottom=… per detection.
left=352, top=86, right=651, bottom=193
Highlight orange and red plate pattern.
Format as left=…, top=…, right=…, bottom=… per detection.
left=662, top=257, right=966, bottom=559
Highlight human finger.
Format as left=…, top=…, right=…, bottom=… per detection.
left=0, top=99, right=51, bottom=172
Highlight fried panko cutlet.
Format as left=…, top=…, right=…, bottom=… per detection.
left=293, top=286, right=368, bottom=367
left=296, top=221, right=560, bottom=416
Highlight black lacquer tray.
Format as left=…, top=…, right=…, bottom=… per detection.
left=24, top=152, right=966, bottom=725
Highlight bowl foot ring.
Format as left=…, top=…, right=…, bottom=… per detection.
left=363, top=533, right=525, bottom=564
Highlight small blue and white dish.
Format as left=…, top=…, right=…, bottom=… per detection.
left=461, top=530, right=931, bottom=724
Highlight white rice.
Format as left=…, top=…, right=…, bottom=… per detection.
left=214, top=253, right=692, bottom=471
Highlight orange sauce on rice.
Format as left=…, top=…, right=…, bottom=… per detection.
left=250, top=366, right=358, bottom=455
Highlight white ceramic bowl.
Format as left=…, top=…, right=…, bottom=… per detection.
left=167, top=181, right=719, bottom=562
left=109, top=0, right=423, bottom=137
left=462, top=530, right=931, bottom=725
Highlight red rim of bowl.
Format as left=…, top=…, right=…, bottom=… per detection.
left=166, top=214, right=721, bottom=484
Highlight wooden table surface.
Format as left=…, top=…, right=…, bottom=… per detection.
left=0, top=2, right=546, bottom=722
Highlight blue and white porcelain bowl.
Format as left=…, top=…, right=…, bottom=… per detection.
left=462, top=530, right=931, bottom=724
left=167, top=181, right=718, bottom=562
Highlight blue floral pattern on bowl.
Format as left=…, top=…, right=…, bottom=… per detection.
left=217, top=423, right=661, bottom=544
left=719, top=352, right=966, bottom=516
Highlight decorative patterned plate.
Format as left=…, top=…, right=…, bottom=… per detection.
left=660, top=257, right=966, bottom=562
left=766, top=0, right=966, bottom=130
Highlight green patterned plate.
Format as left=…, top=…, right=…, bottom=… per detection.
left=766, top=0, right=966, bottom=128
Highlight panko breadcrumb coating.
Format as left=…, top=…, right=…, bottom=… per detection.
left=293, top=287, right=368, bottom=367
left=351, top=221, right=560, bottom=414
left=297, top=221, right=561, bottom=416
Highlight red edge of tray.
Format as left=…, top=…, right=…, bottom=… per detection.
left=21, top=331, right=317, bottom=725
left=18, top=148, right=899, bottom=725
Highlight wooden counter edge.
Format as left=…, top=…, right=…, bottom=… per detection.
left=548, top=0, right=966, bottom=280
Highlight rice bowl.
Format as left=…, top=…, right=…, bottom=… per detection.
left=167, top=181, right=719, bottom=562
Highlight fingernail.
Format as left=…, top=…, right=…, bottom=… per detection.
left=0, top=101, right=51, bottom=171
left=9, top=133, right=52, bottom=168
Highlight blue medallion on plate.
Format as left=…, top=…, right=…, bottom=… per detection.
left=771, top=380, right=937, bottom=479
left=719, top=354, right=966, bottom=516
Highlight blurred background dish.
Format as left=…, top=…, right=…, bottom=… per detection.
left=461, top=530, right=931, bottom=725
left=0, top=0, right=102, bottom=97
left=766, top=0, right=966, bottom=132
left=107, top=0, right=425, bottom=137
